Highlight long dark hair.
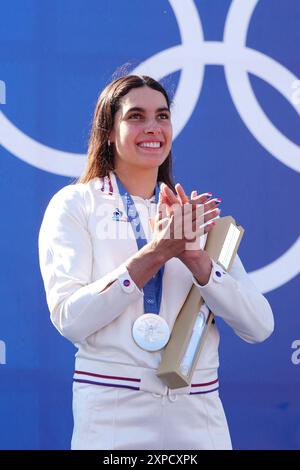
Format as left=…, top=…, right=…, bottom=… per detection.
left=79, top=75, right=176, bottom=191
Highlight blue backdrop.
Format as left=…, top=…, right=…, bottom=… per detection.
left=0, top=0, right=299, bottom=450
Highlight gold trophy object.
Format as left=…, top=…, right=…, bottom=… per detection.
left=157, top=216, right=244, bottom=389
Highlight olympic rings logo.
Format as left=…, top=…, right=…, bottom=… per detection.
left=0, top=0, right=299, bottom=293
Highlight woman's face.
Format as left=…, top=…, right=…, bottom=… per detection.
left=110, top=86, right=173, bottom=172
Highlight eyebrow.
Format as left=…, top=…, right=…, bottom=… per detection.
left=124, top=106, right=170, bottom=115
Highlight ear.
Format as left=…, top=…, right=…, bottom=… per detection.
left=108, top=129, right=115, bottom=144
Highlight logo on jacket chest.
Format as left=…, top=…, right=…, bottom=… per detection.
left=112, top=208, right=129, bottom=222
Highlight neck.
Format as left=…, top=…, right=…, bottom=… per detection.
left=114, top=164, right=158, bottom=199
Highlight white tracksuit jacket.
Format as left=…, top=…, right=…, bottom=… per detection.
left=38, top=171, right=274, bottom=450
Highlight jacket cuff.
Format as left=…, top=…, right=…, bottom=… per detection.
left=116, top=265, right=144, bottom=295
left=192, top=259, right=227, bottom=289
left=91, top=263, right=143, bottom=297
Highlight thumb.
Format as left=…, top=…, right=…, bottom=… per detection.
left=149, top=217, right=154, bottom=231
left=156, top=191, right=164, bottom=221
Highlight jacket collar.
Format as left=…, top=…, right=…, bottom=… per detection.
left=100, top=171, right=158, bottom=202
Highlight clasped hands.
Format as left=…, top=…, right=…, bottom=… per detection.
left=150, top=182, right=221, bottom=285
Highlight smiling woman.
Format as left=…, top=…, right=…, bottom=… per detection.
left=38, top=74, right=274, bottom=450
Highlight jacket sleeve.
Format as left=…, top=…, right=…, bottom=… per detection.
left=192, top=255, right=274, bottom=343
left=38, top=185, right=143, bottom=344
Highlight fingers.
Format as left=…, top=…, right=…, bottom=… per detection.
left=169, top=204, right=204, bottom=240
left=203, top=207, right=220, bottom=224
left=189, top=193, right=221, bottom=212
left=175, top=183, right=189, bottom=205
left=203, top=219, right=217, bottom=235
left=149, top=217, right=154, bottom=231
left=153, top=214, right=172, bottom=234
left=190, top=192, right=212, bottom=204
left=191, top=190, right=197, bottom=201
left=155, top=194, right=165, bottom=225
left=161, top=183, right=179, bottom=206
left=177, top=183, right=211, bottom=206
left=175, top=184, right=222, bottom=227
left=159, top=189, right=173, bottom=217
left=155, top=183, right=221, bottom=240
left=178, top=202, right=205, bottom=233
left=192, top=192, right=221, bottom=220
left=158, top=199, right=205, bottom=233
left=181, top=206, right=219, bottom=236
left=203, top=197, right=221, bottom=213
left=184, top=210, right=205, bottom=240
left=183, top=224, right=205, bottom=242
left=162, top=183, right=221, bottom=216
left=154, top=191, right=173, bottom=233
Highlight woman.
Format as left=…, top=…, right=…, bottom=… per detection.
left=38, top=75, right=274, bottom=450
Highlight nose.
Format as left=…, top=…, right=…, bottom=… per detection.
left=143, top=118, right=162, bottom=135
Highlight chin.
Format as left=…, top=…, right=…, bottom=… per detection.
left=140, top=158, right=166, bottom=170
left=136, top=152, right=169, bottom=166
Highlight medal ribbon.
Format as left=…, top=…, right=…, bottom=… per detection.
left=115, top=176, right=164, bottom=315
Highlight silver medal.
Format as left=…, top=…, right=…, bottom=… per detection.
left=132, top=314, right=170, bottom=352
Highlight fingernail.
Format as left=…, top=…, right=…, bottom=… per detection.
left=206, top=192, right=212, bottom=197
left=215, top=198, right=222, bottom=203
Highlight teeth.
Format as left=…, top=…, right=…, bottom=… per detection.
left=139, top=142, right=161, bottom=148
